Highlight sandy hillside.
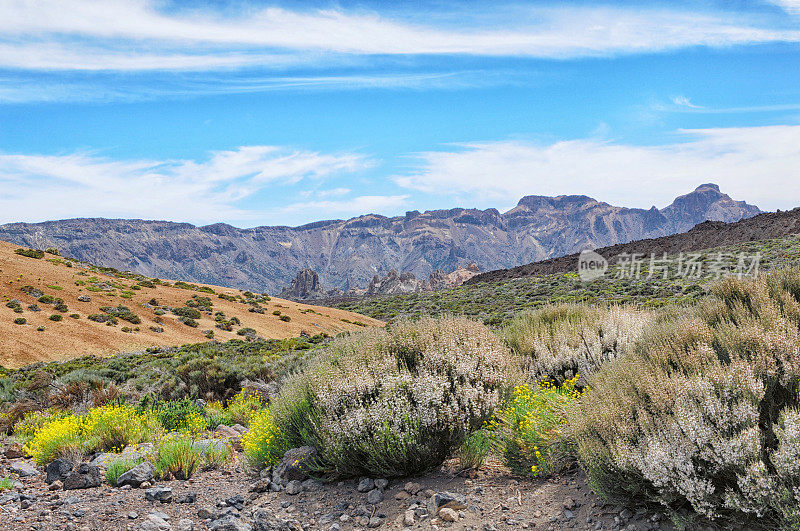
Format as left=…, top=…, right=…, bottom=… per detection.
left=0, top=240, right=382, bottom=368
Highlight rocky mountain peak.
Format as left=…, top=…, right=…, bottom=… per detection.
left=279, top=269, right=323, bottom=300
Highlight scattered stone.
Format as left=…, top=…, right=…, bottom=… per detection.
left=20, top=498, right=33, bottom=509
left=366, top=488, right=384, bottom=505
left=209, top=514, right=252, bottom=531
left=139, top=514, right=171, bottom=531
left=271, top=446, right=317, bottom=485
left=564, top=509, right=575, bottom=520
left=77, top=295, right=91, bottom=302
left=176, top=519, right=196, bottom=531
left=140, top=481, right=153, bottom=489
left=62, top=463, right=101, bottom=490
left=46, top=458, right=73, bottom=484
left=403, top=510, right=415, bottom=526
left=198, top=507, right=215, bottom=519
left=5, top=443, right=29, bottom=459
left=224, top=494, right=244, bottom=510
left=374, top=479, right=389, bottom=490
left=368, top=516, right=383, bottom=528
left=0, top=492, right=20, bottom=505
left=177, top=492, right=197, bottom=504
left=301, top=478, right=322, bottom=491
left=439, top=507, right=458, bottom=523
left=285, top=480, right=303, bottom=495
left=357, top=478, right=375, bottom=493
left=117, top=461, right=156, bottom=488
left=564, top=497, right=577, bottom=510
left=404, top=482, right=422, bottom=495
left=395, top=491, right=410, bottom=500
left=145, top=487, right=173, bottom=503
left=429, top=491, right=467, bottom=514
left=9, top=460, right=39, bottom=477
left=249, top=478, right=272, bottom=493
left=49, top=480, right=63, bottom=491
left=128, top=511, right=140, bottom=519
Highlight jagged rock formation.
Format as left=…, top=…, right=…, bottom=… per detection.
left=366, top=270, right=427, bottom=296
left=0, top=184, right=759, bottom=293
left=279, top=269, right=324, bottom=300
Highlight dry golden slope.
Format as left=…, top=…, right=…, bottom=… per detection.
left=0, top=240, right=383, bottom=368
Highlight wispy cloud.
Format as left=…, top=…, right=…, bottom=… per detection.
left=670, top=95, right=703, bottom=109
left=0, top=2, right=798, bottom=71
left=0, top=146, right=373, bottom=225
left=770, top=0, right=800, bottom=15
left=395, top=125, right=800, bottom=212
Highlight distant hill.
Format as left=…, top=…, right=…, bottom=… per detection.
left=469, top=206, right=800, bottom=284
left=0, top=240, right=381, bottom=368
left=0, top=184, right=758, bottom=293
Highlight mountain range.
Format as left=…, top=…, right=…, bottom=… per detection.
left=0, top=184, right=759, bottom=293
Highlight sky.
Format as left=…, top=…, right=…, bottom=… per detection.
left=0, top=0, right=799, bottom=227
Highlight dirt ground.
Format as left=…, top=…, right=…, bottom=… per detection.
left=0, top=239, right=382, bottom=368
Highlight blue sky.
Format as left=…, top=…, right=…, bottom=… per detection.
left=0, top=0, right=799, bottom=227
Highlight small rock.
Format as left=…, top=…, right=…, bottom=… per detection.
left=117, top=461, right=156, bottom=488
left=403, top=510, right=415, bottom=526
left=285, top=480, right=303, bottom=495
left=374, top=479, right=389, bottom=490
left=140, top=481, right=152, bottom=489
left=139, top=514, right=170, bottom=531
left=429, top=491, right=467, bottom=513
left=564, top=509, right=575, bottom=520
left=9, top=460, right=39, bottom=477
left=177, top=492, right=197, bottom=504
left=366, top=488, right=384, bottom=505
left=301, top=478, right=322, bottom=490
left=197, top=507, right=214, bottom=519
left=176, top=519, right=195, bottom=531
left=249, top=479, right=272, bottom=493
left=224, top=495, right=244, bottom=510
left=49, top=480, right=63, bottom=491
left=404, top=482, right=422, bottom=495
left=62, top=463, right=101, bottom=490
left=20, top=499, right=33, bottom=509
left=368, top=516, right=383, bottom=528
left=271, top=447, right=317, bottom=485
left=395, top=491, right=411, bottom=500
left=128, top=511, right=139, bottom=519
left=145, top=487, right=173, bottom=503
left=564, top=497, right=576, bottom=510
left=209, top=514, right=253, bottom=531
left=77, top=295, right=91, bottom=302
left=439, top=508, right=458, bottom=522
left=357, top=478, right=375, bottom=493
left=5, top=443, right=29, bottom=459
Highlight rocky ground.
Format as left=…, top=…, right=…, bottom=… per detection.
left=0, top=439, right=688, bottom=531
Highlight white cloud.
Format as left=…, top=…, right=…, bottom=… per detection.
left=0, top=2, right=798, bottom=71
left=770, top=1, right=800, bottom=15
left=0, top=147, right=372, bottom=225
left=280, top=195, right=410, bottom=220
left=394, top=125, right=800, bottom=212
left=670, top=95, right=703, bottom=109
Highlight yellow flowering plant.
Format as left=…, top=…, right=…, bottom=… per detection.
left=493, top=376, right=583, bottom=477
left=241, top=408, right=288, bottom=468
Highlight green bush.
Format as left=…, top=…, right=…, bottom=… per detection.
left=181, top=317, right=198, bottom=328
left=279, top=315, right=291, bottom=322
left=572, top=270, right=800, bottom=528
left=137, top=396, right=203, bottom=432
left=173, top=307, right=201, bottom=320
left=272, top=316, right=516, bottom=478
left=13, top=317, right=26, bottom=325
left=37, top=295, right=54, bottom=304
left=458, top=429, right=494, bottom=470
left=155, top=434, right=202, bottom=480
left=49, top=314, right=62, bottom=322
left=241, top=409, right=289, bottom=468
left=14, top=248, right=44, bottom=259
left=100, top=305, right=140, bottom=324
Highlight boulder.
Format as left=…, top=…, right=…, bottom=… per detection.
left=366, top=488, right=384, bottom=505
left=62, top=463, right=101, bottom=490
left=428, top=491, right=467, bottom=515
left=45, top=458, right=73, bottom=484
left=116, top=461, right=155, bottom=488
left=271, top=446, right=317, bottom=485
left=209, top=514, right=252, bottom=531
left=285, top=480, right=303, bottom=495
left=357, top=478, right=374, bottom=493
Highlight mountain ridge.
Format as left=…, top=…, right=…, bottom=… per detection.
left=0, top=184, right=759, bottom=293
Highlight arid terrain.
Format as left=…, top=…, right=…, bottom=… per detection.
left=0, top=240, right=381, bottom=368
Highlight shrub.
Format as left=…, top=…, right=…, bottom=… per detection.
left=37, top=295, right=54, bottom=304
left=24, top=414, right=86, bottom=464
left=272, top=316, right=516, bottom=478
left=279, top=315, right=291, bottom=322
left=502, top=304, right=650, bottom=386
left=225, top=389, right=266, bottom=426
left=14, top=248, right=44, bottom=259
left=13, top=317, right=26, bottom=325
left=181, top=317, right=198, bottom=328
left=173, top=307, right=201, bottom=320
left=69, top=314, right=80, bottom=319
left=242, top=409, right=289, bottom=468
left=49, top=314, right=62, bottom=322
left=88, top=314, right=117, bottom=325
left=494, top=378, right=582, bottom=477
left=13, top=408, right=70, bottom=442
left=106, top=457, right=142, bottom=486
left=100, top=305, right=140, bottom=324
left=0, top=478, right=13, bottom=491
left=458, top=429, right=494, bottom=470
left=138, top=397, right=205, bottom=434
left=237, top=327, right=256, bottom=337
left=156, top=434, right=202, bottom=480
left=572, top=270, right=800, bottom=528
left=202, top=440, right=233, bottom=470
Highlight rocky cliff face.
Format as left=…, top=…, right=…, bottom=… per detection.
left=279, top=269, right=324, bottom=300
left=0, top=184, right=759, bottom=293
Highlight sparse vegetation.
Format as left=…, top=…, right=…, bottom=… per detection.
left=14, top=248, right=44, bottom=259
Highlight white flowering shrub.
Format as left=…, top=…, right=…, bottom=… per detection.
left=572, top=270, right=800, bottom=528
left=502, top=304, right=651, bottom=385
left=271, top=316, right=516, bottom=478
